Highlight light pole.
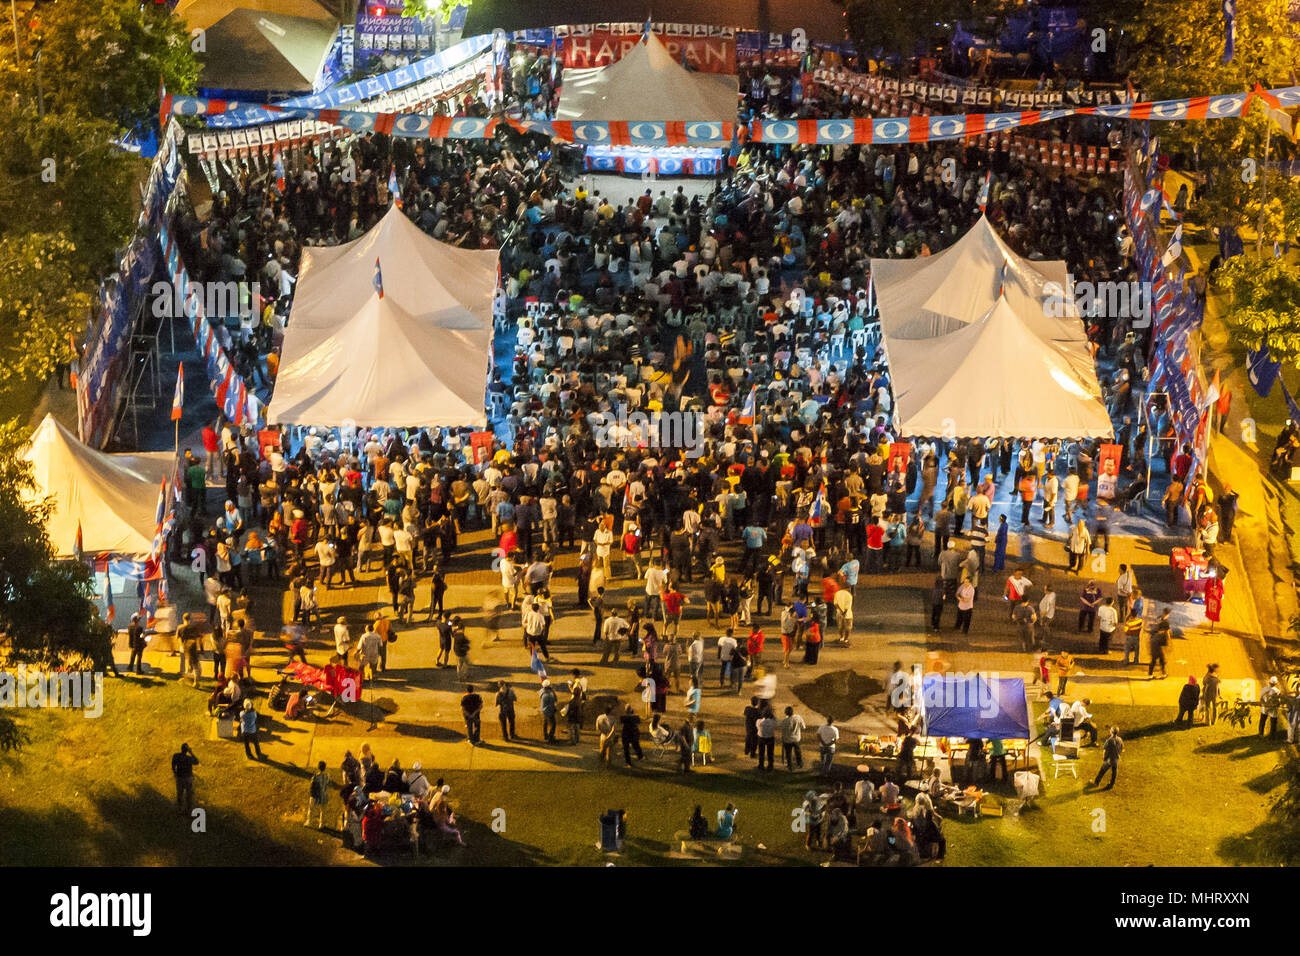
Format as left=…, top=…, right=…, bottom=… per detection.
left=9, top=0, right=18, bottom=60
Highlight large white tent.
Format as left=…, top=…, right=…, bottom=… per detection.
left=556, top=32, right=738, bottom=123
left=266, top=207, right=499, bottom=429
left=21, top=415, right=174, bottom=561
left=870, top=215, right=1112, bottom=439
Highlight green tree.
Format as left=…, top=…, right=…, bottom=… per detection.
left=1112, top=0, right=1298, bottom=237
left=0, top=233, right=96, bottom=385
left=8, top=0, right=199, bottom=134
left=0, top=101, right=137, bottom=272
left=1215, top=254, right=1300, bottom=368
left=0, top=420, right=114, bottom=752
left=400, top=0, right=472, bottom=23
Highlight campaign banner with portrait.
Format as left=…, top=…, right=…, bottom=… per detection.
left=1096, top=443, right=1123, bottom=498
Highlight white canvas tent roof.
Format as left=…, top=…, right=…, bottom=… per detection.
left=197, top=9, right=338, bottom=93
left=556, top=32, right=738, bottom=123
left=21, top=415, right=174, bottom=561
left=870, top=216, right=1111, bottom=439
left=266, top=207, right=499, bottom=429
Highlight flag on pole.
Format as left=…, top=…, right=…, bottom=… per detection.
left=811, top=483, right=827, bottom=523
left=1222, top=0, right=1236, bottom=63
left=373, top=258, right=384, bottom=299
left=1160, top=224, right=1183, bottom=269
left=74, top=520, right=84, bottom=561
left=1204, top=369, right=1221, bottom=408
left=976, top=170, right=991, bottom=213
left=68, top=334, right=80, bottom=388
left=171, top=362, right=184, bottom=421
left=996, top=260, right=1008, bottom=297
left=388, top=166, right=402, bottom=208
left=738, top=386, right=757, bottom=425
left=104, top=576, right=115, bottom=625
left=159, top=77, right=173, bottom=133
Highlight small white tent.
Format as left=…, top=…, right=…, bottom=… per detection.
left=556, top=32, right=738, bottom=123
left=21, top=415, right=174, bottom=560
left=884, top=297, right=1113, bottom=439
left=870, top=215, right=1111, bottom=439
left=266, top=207, right=499, bottom=429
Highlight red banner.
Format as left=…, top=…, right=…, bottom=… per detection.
left=564, top=32, right=736, bottom=73
left=1204, top=577, right=1224, bottom=623
left=888, top=442, right=913, bottom=476
left=470, top=430, right=496, bottom=465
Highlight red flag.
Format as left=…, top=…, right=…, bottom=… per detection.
left=171, top=362, right=184, bottom=421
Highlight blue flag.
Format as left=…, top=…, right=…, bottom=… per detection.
left=1247, top=348, right=1282, bottom=397
left=1222, top=0, right=1236, bottom=63
left=373, top=258, right=384, bottom=299
left=1283, top=382, right=1300, bottom=425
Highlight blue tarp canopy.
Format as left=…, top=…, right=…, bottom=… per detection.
left=920, top=674, right=1030, bottom=740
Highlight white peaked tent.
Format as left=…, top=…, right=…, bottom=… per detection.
left=556, top=32, right=738, bottom=123
left=870, top=215, right=1111, bottom=439
left=21, top=415, right=174, bottom=560
left=266, top=207, right=499, bottom=428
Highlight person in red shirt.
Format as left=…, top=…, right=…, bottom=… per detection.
left=664, top=586, right=688, bottom=639
left=622, top=524, right=643, bottom=578
left=746, top=626, right=765, bottom=670
left=821, top=573, right=838, bottom=605
left=865, top=518, right=886, bottom=573
left=202, top=423, right=222, bottom=480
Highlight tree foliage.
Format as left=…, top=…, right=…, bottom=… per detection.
left=1215, top=254, right=1300, bottom=368
left=0, top=101, right=137, bottom=272
left=400, top=0, right=472, bottom=23
left=0, top=233, right=96, bottom=384
left=13, top=0, right=199, bottom=134
left=1112, top=0, right=1299, bottom=236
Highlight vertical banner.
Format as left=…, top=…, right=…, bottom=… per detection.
left=1096, top=443, right=1123, bottom=498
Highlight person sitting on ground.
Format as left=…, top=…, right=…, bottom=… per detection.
left=688, top=805, right=709, bottom=840
left=716, top=802, right=739, bottom=841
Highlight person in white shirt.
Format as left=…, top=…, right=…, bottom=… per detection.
left=1039, top=585, right=1057, bottom=634
left=643, top=559, right=668, bottom=621
left=1067, top=697, right=1097, bottom=745
left=780, top=706, right=807, bottom=771
left=1114, top=564, right=1136, bottom=620
left=817, top=718, right=840, bottom=771
left=717, top=631, right=738, bottom=688
left=688, top=634, right=705, bottom=683
left=1096, top=597, right=1119, bottom=654
left=333, top=617, right=352, bottom=665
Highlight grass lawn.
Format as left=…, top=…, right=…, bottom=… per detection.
left=1, top=680, right=1289, bottom=866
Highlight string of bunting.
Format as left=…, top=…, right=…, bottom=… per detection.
left=157, top=219, right=261, bottom=429
left=163, top=84, right=1300, bottom=148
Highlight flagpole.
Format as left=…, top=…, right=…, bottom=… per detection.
left=1256, top=123, right=1271, bottom=259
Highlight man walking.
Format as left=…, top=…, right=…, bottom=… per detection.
left=305, top=761, right=331, bottom=828
left=461, top=684, right=483, bottom=744
left=1089, top=726, right=1124, bottom=789
left=596, top=704, right=619, bottom=766
left=780, top=705, right=806, bottom=771
left=620, top=704, right=644, bottom=765
left=539, top=679, right=559, bottom=743
left=171, top=742, right=198, bottom=813
left=239, top=700, right=264, bottom=760
left=496, top=680, right=518, bottom=741
left=756, top=706, right=778, bottom=770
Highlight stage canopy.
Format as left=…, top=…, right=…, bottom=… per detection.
left=556, top=32, right=739, bottom=123
left=920, top=674, right=1031, bottom=741
left=870, top=215, right=1112, bottom=439
left=266, top=206, right=499, bottom=429
left=21, top=415, right=174, bottom=561
left=196, top=8, right=339, bottom=93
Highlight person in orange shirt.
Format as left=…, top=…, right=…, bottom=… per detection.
left=1018, top=473, right=1037, bottom=527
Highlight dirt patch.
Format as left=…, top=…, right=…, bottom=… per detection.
left=792, top=670, right=884, bottom=723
